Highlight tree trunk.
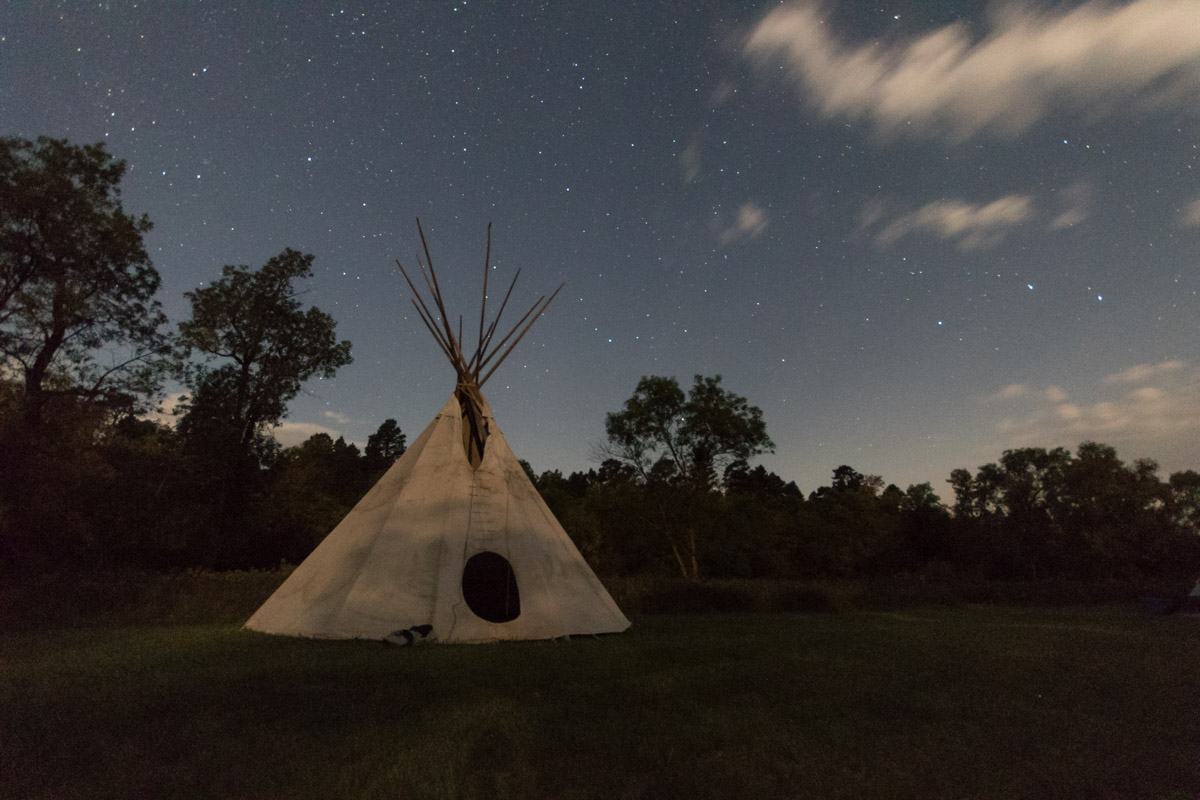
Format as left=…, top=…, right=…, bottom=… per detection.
left=686, top=526, right=700, bottom=580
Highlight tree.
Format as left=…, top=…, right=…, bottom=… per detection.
left=603, top=375, right=773, bottom=490
left=0, top=137, right=169, bottom=428
left=602, top=374, right=773, bottom=578
left=176, top=249, right=352, bottom=564
left=805, top=465, right=897, bottom=575
left=178, top=249, right=352, bottom=452
left=365, top=419, right=406, bottom=462
left=364, top=418, right=406, bottom=479
left=0, top=137, right=170, bottom=569
left=830, top=465, right=865, bottom=492
left=1168, top=470, right=1200, bottom=534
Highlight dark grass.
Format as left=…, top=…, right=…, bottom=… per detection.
left=3, top=606, right=1199, bottom=799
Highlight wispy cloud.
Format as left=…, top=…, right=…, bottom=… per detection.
left=680, top=137, right=702, bottom=184
left=323, top=410, right=350, bottom=425
left=1181, top=197, right=1200, bottom=227
left=1048, top=179, right=1096, bottom=230
left=1102, top=360, right=1185, bottom=385
left=987, top=383, right=1029, bottom=402
left=872, top=194, right=1033, bottom=250
left=716, top=202, right=770, bottom=244
left=987, top=363, right=1200, bottom=458
left=272, top=421, right=340, bottom=448
left=744, top=1, right=1200, bottom=141
left=1045, top=386, right=1068, bottom=403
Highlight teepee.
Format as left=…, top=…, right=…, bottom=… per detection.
left=245, top=222, right=630, bottom=643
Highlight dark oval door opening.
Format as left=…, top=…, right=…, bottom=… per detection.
left=462, top=551, right=520, bottom=623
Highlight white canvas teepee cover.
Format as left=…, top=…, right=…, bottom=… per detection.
left=245, top=394, right=630, bottom=642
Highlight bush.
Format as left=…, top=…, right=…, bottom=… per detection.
left=766, top=584, right=844, bottom=613
left=637, top=579, right=757, bottom=614
left=0, top=567, right=292, bottom=630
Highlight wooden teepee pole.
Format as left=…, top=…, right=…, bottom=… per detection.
left=396, top=219, right=560, bottom=465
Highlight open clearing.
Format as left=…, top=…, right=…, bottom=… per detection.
left=2, top=606, right=1197, bottom=799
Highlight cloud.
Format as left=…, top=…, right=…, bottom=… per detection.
left=141, top=392, right=187, bottom=426
left=873, top=194, right=1033, bottom=250
left=988, top=383, right=1029, bottom=401
left=1181, top=197, right=1200, bottom=227
left=1102, top=360, right=1185, bottom=385
left=271, top=421, right=341, bottom=448
left=1048, top=179, right=1096, bottom=230
left=323, top=410, right=350, bottom=425
left=988, top=362, right=1200, bottom=456
left=716, top=202, right=770, bottom=244
left=744, top=1, right=1200, bottom=141
left=680, top=138, right=701, bottom=183
left=1048, top=209, right=1086, bottom=231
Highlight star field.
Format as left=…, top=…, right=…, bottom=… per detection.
left=3, top=1, right=1198, bottom=494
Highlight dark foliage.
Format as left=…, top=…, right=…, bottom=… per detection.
left=0, top=137, right=170, bottom=570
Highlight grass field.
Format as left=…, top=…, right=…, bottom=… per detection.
left=3, top=604, right=1198, bottom=799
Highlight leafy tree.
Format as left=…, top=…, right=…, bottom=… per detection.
left=254, top=432, right=369, bottom=565
left=724, top=460, right=802, bottom=503
left=176, top=249, right=352, bottom=564
left=178, top=249, right=352, bottom=453
left=603, top=374, right=773, bottom=578
left=365, top=418, right=406, bottom=462
left=0, top=137, right=170, bottom=568
left=830, top=465, right=865, bottom=492
left=900, top=482, right=944, bottom=514
left=804, top=465, right=898, bottom=575
left=363, top=418, right=406, bottom=480
left=1168, top=470, right=1200, bottom=534
left=948, top=442, right=1198, bottom=581
left=603, top=375, right=773, bottom=490
left=0, top=137, right=169, bottom=428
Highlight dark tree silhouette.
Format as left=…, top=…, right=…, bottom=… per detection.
left=0, top=136, right=169, bottom=428
left=365, top=418, right=406, bottom=464
left=603, top=374, right=773, bottom=578
left=178, top=249, right=352, bottom=452
left=0, top=137, right=169, bottom=568
left=176, top=249, right=352, bottom=564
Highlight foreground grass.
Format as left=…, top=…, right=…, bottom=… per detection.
left=2, top=607, right=1198, bottom=799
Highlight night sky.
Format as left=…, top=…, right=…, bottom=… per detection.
left=4, top=1, right=1198, bottom=496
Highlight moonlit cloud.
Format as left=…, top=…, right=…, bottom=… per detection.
left=872, top=194, right=1033, bottom=250
left=323, top=410, right=350, bottom=425
left=716, top=202, right=770, bottom=244
left=1048, top=179, right=1096, bottom=230
left=1181, top=197, right=1200, bottom=227
left=1102, top=360, right=1185, bottom=384
left=988, top=363, right=1200, bottom=462
left=143, top=392, right=187, bottom=426
left=680, top=137, right=702, bottom=183
left=272, top=421, right=341, bottom=448
left=744, top=0, right=1200, bottom=141
left=988, top=383, right=1029, bottom=401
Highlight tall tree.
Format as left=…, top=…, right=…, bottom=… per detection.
left=0, top=136, right=168, bottom=427
left=603, top=374, right=773, bottom=578
left=177, top=249, right=352, bottom=452
left=176, top=249, right=352, bottom=564
left=603, top=374, right=773, bottom=490
left=365, top=418, right=406, bottom=469
left=0, top=137, right=169, bottom=569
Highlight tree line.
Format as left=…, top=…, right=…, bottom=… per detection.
left=2, top=136, right=1198, bottom=586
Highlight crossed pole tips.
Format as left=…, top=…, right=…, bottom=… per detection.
left=394, top=219, right=563, bottom=465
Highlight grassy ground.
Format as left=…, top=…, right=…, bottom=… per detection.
left=3, top=605, right=1198, bottom=799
